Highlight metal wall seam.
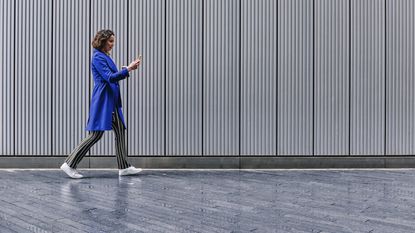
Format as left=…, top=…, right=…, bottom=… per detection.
left=128, top=0, right=166, bottom=156
left=278, top=0, right=313, bottom=155
left=241, top=0, right=277, bottom=156
left=90, top=0, right=128, bottom=156
left=166, top=0, right=202, bottom=155
left=386, top=0, right=415, bottom=155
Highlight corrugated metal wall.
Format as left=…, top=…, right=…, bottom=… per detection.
left=351, top=0, right=385, bottom=155
left=53, top=0, right=90, bottom=156
left=1, top=0, right=415, bottom=157
left=15, top=0, right=52, bottom=156
left=166, top=0, right=202, bottom=155
left=128, top=0, right=165, bottom=156
left=241, top=0, right=277, bottom=156
left=0, top=0, right=14, bottom=155
left=315, top=0, right=349, bottom=155
left=278, top=0, right=313, bottom=155
left=386, top=0, right=415, bottom=155
left=205, top=0, right=239, bottom=156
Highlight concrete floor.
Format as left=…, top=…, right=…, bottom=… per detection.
left=0, top=169, right=415, bottom=233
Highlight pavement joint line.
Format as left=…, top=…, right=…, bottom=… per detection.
left=2, top=168, right=415, bottom=171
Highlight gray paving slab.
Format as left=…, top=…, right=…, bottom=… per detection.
left=0, top=169, right=415, bottom=232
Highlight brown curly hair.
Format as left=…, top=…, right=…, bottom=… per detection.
left=91, top=29, right=115, bottom=50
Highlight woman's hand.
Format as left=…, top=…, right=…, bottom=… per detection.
left=126, top=55, right=142, bottom=72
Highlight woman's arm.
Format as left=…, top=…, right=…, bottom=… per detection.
left=92, top=55, right=129, bottom=83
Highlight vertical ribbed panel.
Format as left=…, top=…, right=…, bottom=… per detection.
left=15, top=0, right=52, bottom=155
left=386, top=0, right=415, bottom=155
left=0, top=0, right=14, bottom=155
left=90, top=0, right=128, bottom=156
left=241, top=0, right=277, bottom=155
left=204, top=0, right=240, bottom=156
left=278, top=0, right=313, bottom=155
left=315, top=0, right=349, bottom=155
left=166, top=0, right=202, bottom=155
left=129, top=0, right=165, bottom=156
left=53, top=0, right=90, bottom=156
left=351, top=0, right=385, bottom=155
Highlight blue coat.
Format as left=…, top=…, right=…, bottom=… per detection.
left=85, top=49, right=129, bottom=131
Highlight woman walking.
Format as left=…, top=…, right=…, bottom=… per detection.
left=60, top=29, right=142, bottom=179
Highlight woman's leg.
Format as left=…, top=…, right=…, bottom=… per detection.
left=65, top=131, right=104, bottom=169
left=112, top=109, right=131, bottom=169
left=112, top=108, right=131, bottom=169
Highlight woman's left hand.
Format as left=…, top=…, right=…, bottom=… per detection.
left=134, top=55, right=142, bottom=66
left=123, top=55, right=142, bottom=72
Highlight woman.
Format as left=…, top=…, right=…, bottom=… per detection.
left=60, top=29, right=142, bottom=179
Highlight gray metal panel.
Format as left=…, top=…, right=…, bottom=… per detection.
left=52, top=0, right=90, bottom=156
left=90, top=0, right=128, bottom=156
left=128, top=0, right=165, bottom=156
left=241, top=0, right=277, bottom=156
left=15, top=0, right=52, bottom=155
left=386, top=0, right=415, bottom=155
left=351, top=0, right=385, bottom=155
left=166, top=0, right=202, bottom=155
left=0, top=0, right=14, bottom=155
left=204, top=0, right=240, bottom=156
left=278, top=0, right=313, bottom=155
left=314, top=0, right=349, bottom=155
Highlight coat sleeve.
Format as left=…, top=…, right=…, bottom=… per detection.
left=92, top=54, right=130, bottom=83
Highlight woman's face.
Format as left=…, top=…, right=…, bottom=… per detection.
left=103, top=35, right=115, bottom=53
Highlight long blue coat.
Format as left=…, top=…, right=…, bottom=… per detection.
left=85, top=49, right=129, bottom=131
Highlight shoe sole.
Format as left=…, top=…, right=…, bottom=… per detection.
left=119, top=170, right=143, bottom=176
left=62, top=170, right=83, bottom=179
left=60, top=165, right=83, bottom=179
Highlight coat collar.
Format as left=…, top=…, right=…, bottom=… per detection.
left=93, top=48, right=118, bottom=72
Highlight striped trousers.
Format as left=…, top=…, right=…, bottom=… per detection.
left=64, top=108, right=131, bottom=169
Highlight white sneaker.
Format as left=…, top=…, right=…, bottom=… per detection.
left=119, top=166, right=143, bottom=176
left=60, top=162, right=83, bottom=179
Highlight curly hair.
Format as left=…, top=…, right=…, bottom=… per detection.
left=91, top=29, right=115, bottom=50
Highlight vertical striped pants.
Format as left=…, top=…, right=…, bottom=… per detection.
left=64, top=108, right=131, bottom=169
